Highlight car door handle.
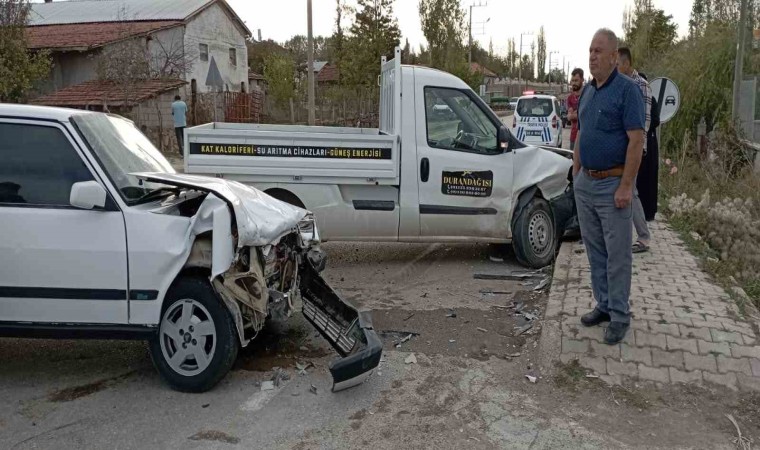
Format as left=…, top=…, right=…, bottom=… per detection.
left=420, top=158, right=430, bottom=183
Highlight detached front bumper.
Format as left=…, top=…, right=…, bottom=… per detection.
left=298, top=260, right=383, bottom=392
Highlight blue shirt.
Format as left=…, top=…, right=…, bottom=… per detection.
left=172, top=100, right=187, bottom=128
left=577, top=68, right=645, bottom=170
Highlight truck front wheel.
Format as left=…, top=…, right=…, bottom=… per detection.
left=512, top=197, right=557, bottom=268
left=149, top=277, right=238, bottom=393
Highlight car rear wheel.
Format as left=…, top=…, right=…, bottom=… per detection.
left=512, top=197, right=557, bottom=268
left=149, top=277, right=238, bottom=392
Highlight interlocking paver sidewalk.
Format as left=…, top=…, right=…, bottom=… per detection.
left=544, top=220, right=760, bottom=391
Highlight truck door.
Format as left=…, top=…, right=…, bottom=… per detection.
left=415, top=87, right=514, bottom=240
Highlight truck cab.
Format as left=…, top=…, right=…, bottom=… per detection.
left=185, top=49, right=574, bottom=268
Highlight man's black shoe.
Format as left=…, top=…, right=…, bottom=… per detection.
left=604, top=322, right=630, bottom=345
left=580, top=308, right=611, bottom=327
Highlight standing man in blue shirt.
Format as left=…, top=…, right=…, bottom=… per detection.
left=172, top=95, right=188, bottom=157
left=573, top=29, right=646, bottom=344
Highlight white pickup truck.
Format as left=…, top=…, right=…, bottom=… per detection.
left=185, top=49, right=575, bottom=268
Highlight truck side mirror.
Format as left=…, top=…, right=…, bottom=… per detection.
left=498, top=126, right=512, bottom=152
left=70, top=180, right=107, bottom=210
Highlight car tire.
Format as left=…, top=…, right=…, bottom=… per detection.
left=512, top=197, right=557, bottom=268
left=149, top=276, right=238, bottom=393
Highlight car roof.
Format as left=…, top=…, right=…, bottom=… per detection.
left=0, top=103, right=95, bottom=122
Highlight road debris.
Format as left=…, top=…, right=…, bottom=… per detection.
left=271, top=368, right=290, bottom=387
left=474, top=272, right=542, bottom=281
left=525, top=375, right=537, bottom=383
left=202, top=404, right=210, bottom=408
left=403, top=313, right=416, bottom=321
left=574, top=247, right=585, bottom=254
left=395, top=333, right=415, bottom=348
left=479, top=289, right=511, bottom=295
left=520, top=311, right=539, bottom=321
left=309, top=384, right=318, bottom=395
left=515, top=323, right=534, bottom=336
left=586, top=374, right=599, bottom=379
left=295, top=361, right=314, bottom=376
left=477, top=327, right=488, bottom=333
left=533, top=278, right=549, bottom=291
left=508, top=352, right=522, bottom=358
left=405, top=353, right=417, bottom=364
left=449, top=339, right=456, bottom=343
left=260, top=381, right=275, bottom=391
left=446, top=312, right=457, bottom=318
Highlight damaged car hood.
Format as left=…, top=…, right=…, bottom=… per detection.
left=134, top=172, right=309, bottom=247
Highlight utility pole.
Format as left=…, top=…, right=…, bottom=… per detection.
left=548, top=51, right=558, bottom=89
left=732, top=0, right=749, bottom=121
left=307, top=0, right=316, bottom=125
left=468, top=1, right=487, bottom=66
left=518, top=31, right=533, bottom=92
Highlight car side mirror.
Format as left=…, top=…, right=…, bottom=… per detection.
left=498, top=126, right=512, bottom=152
left=70, top=181, right=107, bottom=210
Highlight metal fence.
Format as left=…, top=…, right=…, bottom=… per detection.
left=188, top=90, right=263, bottom=126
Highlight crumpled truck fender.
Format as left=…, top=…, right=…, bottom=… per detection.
left=509, top=146, right=572, bottom=234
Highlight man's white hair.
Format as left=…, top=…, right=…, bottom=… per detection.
left=594, top=28, right=619, bottom=50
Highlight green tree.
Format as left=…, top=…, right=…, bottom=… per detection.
left=263, top=54, right=295, bottom=108
left=536, top=26, right=547, bottom=81
left=0, top=0, right=51, bottom=102
left=248, top=39, right=288, bottom=74
left=341, top=0, right=401, bottom=86
left=623, top=0, right=678, bottom=67
left=419, top=0, right=479, bottom=88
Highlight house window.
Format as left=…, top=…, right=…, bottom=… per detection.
left=199, top=44, right=208, bottom=62
left=229, top=48, right=237, bottom=67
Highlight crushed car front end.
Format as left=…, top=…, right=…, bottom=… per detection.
left=136, top=173, right=382, bottom=392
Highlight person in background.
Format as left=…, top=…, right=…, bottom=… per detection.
left=617, top=47, right=652, bottom=253
left=573, top=29, right=645, bottom=345
left=636, top=71, right=661, bottom=222
left=172, top=95, right=188, bottom=157
left=566, top=68, right=584, bottom=151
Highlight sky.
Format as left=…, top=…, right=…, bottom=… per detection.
left=230, top=0, right=694, bottom=78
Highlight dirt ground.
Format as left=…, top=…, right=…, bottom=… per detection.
left=0, top=241, right=757, bottom=449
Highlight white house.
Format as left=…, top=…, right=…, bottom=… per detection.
left=27, top=0, right=251, bottom=96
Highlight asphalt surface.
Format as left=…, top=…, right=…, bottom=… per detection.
left=0, top=241, right=561, bottom=450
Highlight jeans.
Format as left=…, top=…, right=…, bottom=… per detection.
left=175, top=127, right=185, bottom=156
left=574, top=170, right=633, bottom=324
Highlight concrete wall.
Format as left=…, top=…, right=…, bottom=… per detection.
left=38, top=51, right=98, bottom=95
left=132, top=90, right=180, bottom=129
left=184, top=2, right=249, bottom=93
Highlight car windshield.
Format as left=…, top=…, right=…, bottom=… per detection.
left=517, top=98, right=553, bottom=117
left=72, top=113, right=176, bottom=204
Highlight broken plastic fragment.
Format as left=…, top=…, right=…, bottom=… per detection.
left=405, top=353, right=417, bottom=364
left=310, top=384, right=318, bottom=395
left=261, top=381, right=275, bottom=391
left=526, top=375, right=537, bottom=383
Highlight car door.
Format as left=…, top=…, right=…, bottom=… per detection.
left=416, top=86, right=514, bottom=240
left=0, top=120, right=129, bottom=324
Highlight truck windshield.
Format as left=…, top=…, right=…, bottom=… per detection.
left=425, top=87, right=497, bottom=153
left=72, top=113, right=176, bottom=204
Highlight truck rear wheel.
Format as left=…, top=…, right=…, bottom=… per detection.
left=266, top=189, right=305, bottom=209
left=512, top=197, right=557, bottom=268
left=149, top=277, right=238, bottom=393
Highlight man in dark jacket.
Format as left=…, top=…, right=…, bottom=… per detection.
left=636, top=72, right=660, bottom=221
